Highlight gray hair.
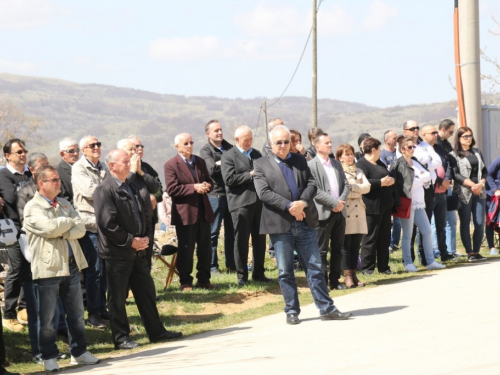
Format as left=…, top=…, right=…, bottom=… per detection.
left=59, top=137, right=78, bottom=151
left=79, top=135, right=98, bottom=149
left=269, top=125, right=291, bottom=141
left=234, top=125, right=252, bottom=139
left=117, top=139, right=134, bottom=149
left=174, top=133, right=191, bottom=146
left=27, top=152, right=47, bottom=169
left=268, top=118, right=284, bottom=131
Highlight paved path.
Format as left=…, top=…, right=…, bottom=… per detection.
left=65, top=260, right=500, bottom=375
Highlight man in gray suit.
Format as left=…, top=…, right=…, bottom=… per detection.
left=308, top=134, right=349, bottom=290
left=221, top=126, right=269, bottom=286
left=254, top=125, right=351, bottom=325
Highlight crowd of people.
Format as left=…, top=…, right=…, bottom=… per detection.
left=0, top=116, right=497, bottom=373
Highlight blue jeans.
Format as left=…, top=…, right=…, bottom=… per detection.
left=401, top=208, right=435, bottom=266
left=23, top=280, right=39, bottom=356
left=270, top=221, right=335, bottom=316
left=79, top=232, right=107, bottom=316
left=390, top=217, right=401, bottom=247
left=457, top=195, right=485, bottom=253
left=34, top=263, right=87, bottom=360
left=208, top=195, right=235, bottom=271
left=446, top=189, right=457, bottom=254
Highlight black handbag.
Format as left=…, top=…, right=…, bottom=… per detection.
left=447, top=193, right=460, bottom=211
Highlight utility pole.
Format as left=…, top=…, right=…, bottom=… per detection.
left=458, top=0, right=482, bottom=148
left=312, top=0, right=318, bottom=127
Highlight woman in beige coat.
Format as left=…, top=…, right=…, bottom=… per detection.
left=336, top=144, right=371, bottom=287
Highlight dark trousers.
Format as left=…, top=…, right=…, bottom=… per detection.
left=105, top=256, right=166, bottom=345
left=433, top=192, right=448, bottom=257
left=361, top=208, right=392, bottom=273
left=342, top=233, right=363, bottom=270
left=175, top=215, right=212, bottom=286
left=317, top=212, right=345, bottom=286
left=3, top=242, right=29, bottom=318
left=231, top=202, right=266, bottom=281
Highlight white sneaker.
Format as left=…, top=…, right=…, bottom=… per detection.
left=44, top=358, right=59, bottom=372
left=490, top=248, right=499, bottom=255
left=70, top=351, right=100, bottom=365
left=404, top=264, right=418, bottom=272
left=427, top=261, right=446, bottom=270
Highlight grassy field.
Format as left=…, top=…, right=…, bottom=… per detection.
left=3, top=234, right=496, bottom=374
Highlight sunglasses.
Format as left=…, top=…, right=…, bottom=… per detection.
left=42, top=178, right=61, bottom=183
left=405, top=127, right=419, bottom=132
left=405, top=146, right=416, bottom=150
left=84, top=142, right=102, bottom=149
left=461, top=135, right=473, bottom=140
left=64, top=148, right=80, bottom=154
left=183, top=141, right=195, bottom=146
left=12, top=149, right=28, bottom=155
left=135, top=144, right=145, bottom=149
left=274, top=140, right=291, bottom=146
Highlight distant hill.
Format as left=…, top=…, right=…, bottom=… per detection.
left=0, top=73, right=460, bottom=184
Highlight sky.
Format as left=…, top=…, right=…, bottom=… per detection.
left=0, top=0, right=499, bottom=108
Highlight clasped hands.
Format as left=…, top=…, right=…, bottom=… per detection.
left=194, top=181, right=211, bottom=194
left=132, top=236, right=149, bottom=251
left=289, top=200, right=307, bottom=221
left=381, top=176, right=395, bottom=187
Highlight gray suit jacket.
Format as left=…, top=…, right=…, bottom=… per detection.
left=254, top=153, right=318, bottom=234
left=308, top=156, right=349, bottom=221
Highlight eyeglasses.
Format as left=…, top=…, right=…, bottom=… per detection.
left=63, top=148, right=80, bottom=154
left=405, top=146, right=416, bottom=150
left=424, top=131, right=438, bottom=136
left=12, top=149, right=28, bottom=155
left=461, top=135, right=473, bottom=140
left=135, top=144, right=145, bottom=149
left=183, top=141, right=194, bottom=146
left=273, top=140, right=291, bottom=146
left=42, top=178, right=61, bottom=183
left=84, top=142, right=102, bottom=149
left=405, top=127, right=419, bottom=132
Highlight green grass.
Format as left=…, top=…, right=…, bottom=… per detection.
left=4, top=237, right=496, bottom=374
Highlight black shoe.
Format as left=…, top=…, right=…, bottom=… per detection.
left=441, top=254, right=458, bottom=262
left=87, top=314, right=106, bottom=328
left=237, top=279, right=247, bottom=287
left=361, top=270, right=374, bottom=275
left=101, top=310, right=110, bottom=320
left=56, top=353, right=68, bottom=360
left=320, top=309, right=353, bottom=320
left=329, top=283, right=347, bottom=290
left=115, top=339, right=139, bottom=350
left=475, top=253, right=487, bottom=261
left=381, top=269, right=393, bottom=275
left=392, top=245, right=400, bottom=251
left=253, top=275, right=271, bottom=282
left=151, top=330, right=183, bottom=342
left=286, top=313, right=300, bottom=325
left=468, top=254, right=479, bottom=262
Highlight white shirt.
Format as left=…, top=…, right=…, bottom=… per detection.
left=317, top=155, right=339, bottom=200
left=411, top=161, right=432, bottom=210
left=413, top=141, right=442, bottom=184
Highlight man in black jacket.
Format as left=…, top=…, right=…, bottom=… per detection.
left=221, top=126, right=269, bottom=286
left=0, top=138, right=31, bottom=333
left=56, top=137, right=80, bottom=204
left=199, top=120, right=235, bottom=273
left=94, top=149, right=181, bottom=350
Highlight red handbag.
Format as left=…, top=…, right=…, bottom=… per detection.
left=393, top=197, right=412, bottom=219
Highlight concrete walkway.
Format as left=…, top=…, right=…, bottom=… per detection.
left=65, top=260, right=500, bottom=375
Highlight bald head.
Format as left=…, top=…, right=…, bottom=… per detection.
left=106, top=148, right=131, bottom=182
left=421, top=125, right=438, bottom=146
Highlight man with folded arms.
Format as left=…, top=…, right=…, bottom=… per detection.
left=94, top=149, right=182, bottom=350
left=24, top=165, right=99, bottom=372
left=253, top=125, right=352, bottom=325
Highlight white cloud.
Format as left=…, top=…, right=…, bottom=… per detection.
left=234, top=4, right=308, bottom=38
left=317, top=4, right=355, bottom=36
left=149, top=36, right=221, bottom=63
left=362, top=0, right=398, bottom=31
left=0, top=58, right=36, bottom=74
left=0, top=0, right=58, bottom=30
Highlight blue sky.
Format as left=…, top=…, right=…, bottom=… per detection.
left=0, top=0, right=499, bottom=107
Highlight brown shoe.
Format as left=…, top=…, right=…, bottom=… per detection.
left=343, top=269, right=356, bottom=289
left=351, top=269, right=366, bottom=287
left=194, top=283, right=218, bottom=290
left=3, top=318, right=25, bottom=332
left=17, top=309, right=28, bottom=325
left=180, top=284, right=193, bottom=292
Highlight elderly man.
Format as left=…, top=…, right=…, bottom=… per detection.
left=164, top=133, right=216, bottom=291
left=128, top=135, right=163, bottom=230
left=308, top=134, right=350, bottom=290
left=94, top=149, right=182, bottom=349
left=117, top=139, right=159, bottom=268
left=0, top=138, right=32, bottom=332
left=199, top=120, right=235, bottom=274
left=261, top=118, right=284, bottom=156
left=57, top=137, right=80, bottom=204
left=221, top=126, right=269, bottom=286
left=24, top=165, right=99, bottom=372
left=254, top=125, right=351, bottom=324
left=72, top=135, right=107, bottom=328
